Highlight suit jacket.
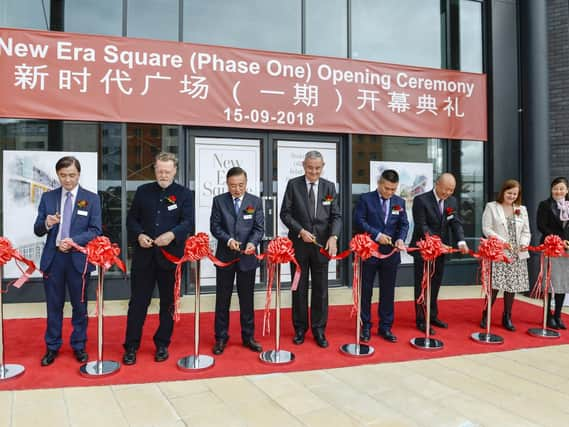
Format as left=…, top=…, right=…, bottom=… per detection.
left=210, top=192, right=264, bottom=271
left=34, top=186, right=102, bottom=273
left=280, top=175, right=342, bottom=261
left=127, top=181, right=194, bottom=271
left=482, top=201, right=531, bottom=260
left=537, top=198, right=569, bottom=243
left=410, top=190, right=465, bottom=247
left=353, top=192, right=409, bottom=260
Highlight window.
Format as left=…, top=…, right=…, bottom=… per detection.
left=65, top=0, right=122, bottom=36
left=305, top=0, right=347, bottom=57
left=184, top=0, right=301, bottom=53
left=127, top=0, right=178, bottom=41
left=351, top=0, right=442, bottom=68
left=0, top=0, right=49, bottom=30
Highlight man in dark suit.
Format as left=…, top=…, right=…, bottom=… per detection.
left=411, top=173, right=469, bottom=334
left=210, top=167, right=264, bottom=355
left=280, top=151, right=342, bottom=348
left=34, top=156, right=102, bottom=366
left=122, top=152, right=194, bottom=365
left=353, top=169, right=409, bottom=343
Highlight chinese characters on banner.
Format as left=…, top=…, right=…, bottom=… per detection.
left=0, top=27, right=487, bottom=140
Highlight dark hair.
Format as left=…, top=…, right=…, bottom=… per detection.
left=226, top=166, right=247, bottom=179
left=551, top=176, right=569, bottom=200
left=55, top=156, right=81, bottom=173
left=496, top=179, right=522, bottom=204
left=380, top=169, right=399, bottom=183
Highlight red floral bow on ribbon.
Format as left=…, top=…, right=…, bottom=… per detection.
left=529, top=235, right=569, bottom=299
left=348, top=233, right=398, bottom=317
left=66, top=236, right=126, bottom=316
left=258, top=236, right=302, bottom=335
left=470, top=236, right=510, bottom=303
left=0, top=237, right=39, bottom=289
left=161, top=232, right=239, bottom=321
left=84, top=236, right=126, bottom=273
left=408, top=234, right=457, bottom=307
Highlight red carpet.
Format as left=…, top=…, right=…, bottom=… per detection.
left=1, top=298, right=568, bottom=391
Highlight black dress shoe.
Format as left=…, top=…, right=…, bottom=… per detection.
left=547, top=316, right=559, bottom=330
left=360, top=328, right=371, bottom=343
left=74, top=349, right=88, bottom=363
left=417, top=323, right=435, bottom=335
left=292, top=331, right=305, bottom=345
left=155, top=346, right=169, bottom=362
left=430, top=318, right=448, bottom=328
left=41, top=349, right=58, bottom=366
left=213, top=339, right=227, bottom=355
left=555, top=317, right=567, bottom=330
left=314, top=333, right=329, bottom=348
left=378, top=329, right=397, bottom=343
left=123, top=349, right=137, bottom=365
left=243, top=338, right=263, bottom=352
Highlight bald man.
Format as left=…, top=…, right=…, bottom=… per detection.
left=410, top=173, right=469, bottom=334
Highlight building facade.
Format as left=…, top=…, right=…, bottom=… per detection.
left=0, top=0, right=555, bottom=301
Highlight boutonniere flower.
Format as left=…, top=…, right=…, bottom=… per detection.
left=514, top=208, right=521, bottom=216
left=446, top=207, right=454, bottom=216
left=244, top=205, right=255, bottom=214
left=392, top=205, right=401, bottom=212
left=77, top=199, right=88, bottom=208
left=323, top=194, right=334, bottom=203
left=165, top=195, right=177, bottom=204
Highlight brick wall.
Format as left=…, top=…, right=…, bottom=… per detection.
left=548, top=0, right=569, bottom=180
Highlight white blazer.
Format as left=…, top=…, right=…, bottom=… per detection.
left=481, top=201, right=531, bottom=260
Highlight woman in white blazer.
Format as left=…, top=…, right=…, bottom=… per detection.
left=481, top=179, right=531, bottom=331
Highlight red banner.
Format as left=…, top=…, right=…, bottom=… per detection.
left=0, top=27, right=487, bottom=140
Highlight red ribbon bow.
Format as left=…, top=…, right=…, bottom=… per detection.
left=260, top=236, right=302, bottom=335
left=529, top=235, right=569, bottom=299
left=84, top=236, right=126, bottom=273
left=0, top=237, right=39, bottom=289
left=409, top=234, right=457, bottom=307
left=470, top=236, right=510, bottom=303
left=161, top=232, right=239, bottom=321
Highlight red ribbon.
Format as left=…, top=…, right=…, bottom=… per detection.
left=161, top=232, right=239, bottom=321
left=68, top=236, right=126, bottom=315
left=258, top=236, right=302, bottom=335
left=0, top=237, right=39, bottom=289
left=348, top=233, right=398, bottom=317
left=410, top=234, right=458, bottom=307
left=469, top=236, right=510, bottom=306
left=529, top=235, right=569, bottom=299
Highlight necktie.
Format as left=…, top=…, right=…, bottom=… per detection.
left=61, top=191, right=72, bottom=239
left=234, top=197, right=241, bottom=215
left=439, top=199, right=444, bottom=216
left=308, top=183, right=315, bottom=219
left=381, top=198, right=388, bottom=222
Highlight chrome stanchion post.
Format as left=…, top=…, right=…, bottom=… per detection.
left=0, top=266, right=25, bottom=380
left=80, top=266, right=120, bottom=376
left=340, top=257, right=374, bottom=357
left=260, top=263, right=294, bottom=364
left=471, top=263, right=503, bottom=344
left=410, top=261, right=443, bottom=350
left=528, top=257, right=560, bottom=338
left=178, top=260, right=215, bottom=370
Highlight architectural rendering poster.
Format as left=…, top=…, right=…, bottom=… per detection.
left=194, top=138, right=260, bottom=283
left=277, top=141, right=337, bottom=280
left=2, top=151, right=98, bottom=278
left=369, top=161, right=433, bottom=264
